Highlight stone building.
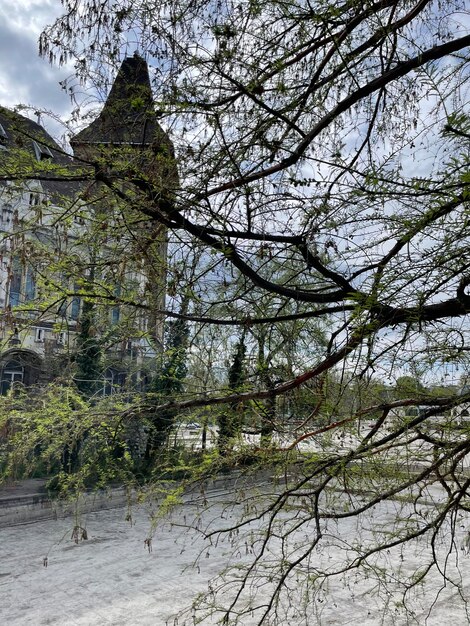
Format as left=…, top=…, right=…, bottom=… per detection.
left=0, top=54, right=173, bottom=395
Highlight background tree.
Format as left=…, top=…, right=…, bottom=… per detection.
left=393, top=375, right=426, bottom=401
left=218, top=331, right=247, bottom=454
left=144, top=314, right=189, bottom=462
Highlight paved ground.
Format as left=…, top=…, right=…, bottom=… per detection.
left=1, top=501, right=219, bottom=626
left=2, top=429, right=470, bottom=625
left=2, top=483, right=470, bottom=625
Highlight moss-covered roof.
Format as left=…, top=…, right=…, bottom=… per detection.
left=0, top=106, right=80, bottom=199
left=0, top=107, right=70, bottom=164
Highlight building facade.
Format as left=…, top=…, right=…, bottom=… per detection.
left=0, top=54, right=172, bottom=395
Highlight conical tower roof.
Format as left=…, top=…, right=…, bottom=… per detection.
left=71, top=54, right=165, bottom=146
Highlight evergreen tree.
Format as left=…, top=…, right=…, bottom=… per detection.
left=145, top=317, right=189, bottom=461
left=74, top=298, right=102, bottom=397
left=218, top=332, right=246, bottom=454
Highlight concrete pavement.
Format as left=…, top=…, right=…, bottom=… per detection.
left=1, top=483, right=470, bottom=625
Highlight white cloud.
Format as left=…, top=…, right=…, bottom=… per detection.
left=0, top=1, right=73, bottom=138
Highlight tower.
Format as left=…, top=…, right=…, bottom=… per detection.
left=71, top=53, right=176, bottom=355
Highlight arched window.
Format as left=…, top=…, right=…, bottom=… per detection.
left=103, top=368, right=126, bottom=396
left=0, top=360, right=24, bottom=395
left=0, top=350, right=43, bottom=393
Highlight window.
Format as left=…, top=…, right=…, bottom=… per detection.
left=29, top=193, right=40, bottom=206
left=2, top=206, right=12, bottom=224
left=32, top=140, right=53, bottom=161
left=70, top=291, right=81, bottom=320
left=103, top=368, right=126, bottom=396
left=57, top=331, right=66, bottom=346
left=111, top=283, right=121, bottom=325
left=24, top=268, right=35, bottom=302
left=8, top=259, right=22, bottom=306
left=35, top=328, right=45, bottom=343
left=111, top=306, right=120, bottom=325
left=0, top=361, right=23, bottom=395
left=0, top=123, right=7, bottom=144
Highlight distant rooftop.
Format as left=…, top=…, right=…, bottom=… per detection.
left=0, top=106, right=78, bottom=199
left=0, top=107, right=68, bottom=161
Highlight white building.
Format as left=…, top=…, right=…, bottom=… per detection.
left=0, top=54, right=173, bottom=395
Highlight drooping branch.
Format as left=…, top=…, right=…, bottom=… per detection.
left=202, top=34, right=470, bottom=197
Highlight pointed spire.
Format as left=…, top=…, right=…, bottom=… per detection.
left=71, top=54, right=163, bottom=146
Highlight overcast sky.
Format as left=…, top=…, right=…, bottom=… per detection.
left=1, top=1, right=468, bottom=151
left=0, top=1, right=74, bottom=138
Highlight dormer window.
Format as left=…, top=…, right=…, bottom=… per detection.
left=35, top=328, right=45, bottom=343
left=32, top=140, right=53, bottom=161
left=2, top=206, right=12, bottom=224
left=29, top=193, right=40, bottom=206
left=0, top=123, right=7, bottom=149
